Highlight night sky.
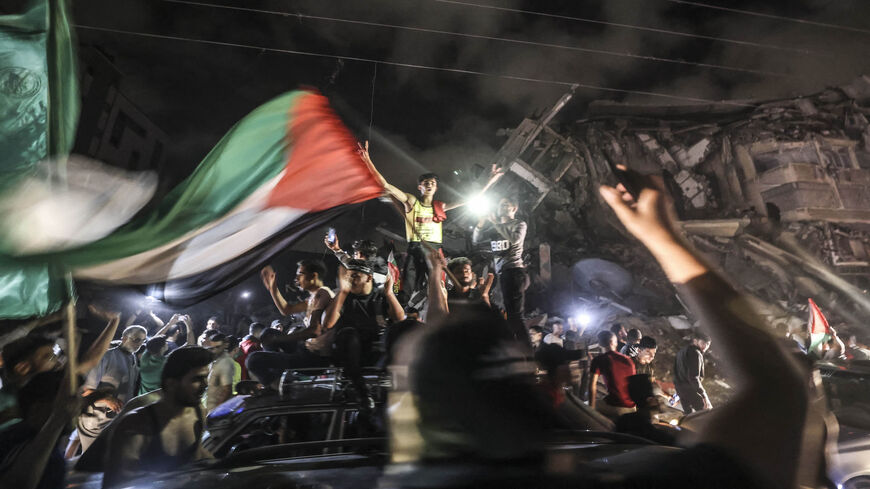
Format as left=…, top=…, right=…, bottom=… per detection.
left=71, top=0, right=870, bottom=201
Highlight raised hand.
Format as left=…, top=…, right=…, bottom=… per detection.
left=88, top=304, right=121, bottom=322
left=261, top=265, right=277, bottom=290
left=598, top=168, right=678, bottom=248
left=338, top=267, right=353, bottom=292
left=323, top=233, right=341, bottom=252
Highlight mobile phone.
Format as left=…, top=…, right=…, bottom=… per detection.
left=327, top=228, right=336, bottom=244
left=607, top=159, right=644, bottom=200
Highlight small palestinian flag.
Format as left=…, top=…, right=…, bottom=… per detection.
left=387, top=250, right=402, bottom=295
left=807, top=298, right=833, bottom=352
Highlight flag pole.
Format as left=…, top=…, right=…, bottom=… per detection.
left=64, top=273, right=78, bottom=396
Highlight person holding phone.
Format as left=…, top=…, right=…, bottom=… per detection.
left=323, top=232, right=387, bottom=287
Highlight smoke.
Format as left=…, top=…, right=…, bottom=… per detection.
left=73, top=0, right=870, bottom=187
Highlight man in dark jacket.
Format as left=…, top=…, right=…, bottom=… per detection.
left=673, top=331, right=712, bottom=414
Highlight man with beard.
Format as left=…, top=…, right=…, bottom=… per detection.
left=103, top=347, right=214, bottom=488
left=473, top=196, right=528, bottom=339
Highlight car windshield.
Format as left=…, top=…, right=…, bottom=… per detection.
left=821, top=366, right=870, bottom=430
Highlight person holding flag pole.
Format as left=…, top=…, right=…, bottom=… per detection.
left=806, top=298, right=846, bottom=360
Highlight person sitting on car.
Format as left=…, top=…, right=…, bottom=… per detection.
left=322, top=259, right=404, bottom=408
left=103, top=347, right=214, bottom=488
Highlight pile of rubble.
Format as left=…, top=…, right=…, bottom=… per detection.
left=460, top=75, right=870, bottom=332
left=464, top=76, right=870, bottom=401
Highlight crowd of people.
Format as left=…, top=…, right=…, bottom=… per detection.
left=0, top=160, right=857, bottom=489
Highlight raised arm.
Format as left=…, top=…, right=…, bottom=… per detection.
left=261, top=266, right=307, bottom=316
left=384, top=272, right=406, bottom=322
left=148, top=311, right=165, bottom=332
left=180, top=315, right=195, bottom=348
left=153, top=313, right=180, bottom=337
left=324, top=233, right=352, bottom=265
left=426, top=249, right=449, bottom=321
left=77, top=305, right=121, bottom=375
left=358, top=141, right=414, bottom=210
left=600, top=174, right=815, bottom=489
left=322, top=270, right=352, bottom=330
left=480, top=273, right=494, bottom=308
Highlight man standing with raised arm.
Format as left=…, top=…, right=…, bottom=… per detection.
left=473, top=196, right=528, bottom=338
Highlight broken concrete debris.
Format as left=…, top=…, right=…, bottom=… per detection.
left=460, top=75, right=870, bottom=339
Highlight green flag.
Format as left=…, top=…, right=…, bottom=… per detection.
left=0, top=0, right=78, bottom=318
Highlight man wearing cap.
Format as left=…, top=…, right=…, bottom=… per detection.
left=323, top=259, right=404, bottom=406
left=324, top=236, right=388, bottom=288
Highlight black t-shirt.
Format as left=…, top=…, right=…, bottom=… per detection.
left=335, top=288, right=388, bottom=334
left=447, top=287, right=483, bottom=302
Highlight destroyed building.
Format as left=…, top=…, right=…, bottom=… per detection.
left=457, top=76, right=870, bottom=343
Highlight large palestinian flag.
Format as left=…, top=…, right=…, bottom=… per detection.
left=1, top=90, right=384, bottom=309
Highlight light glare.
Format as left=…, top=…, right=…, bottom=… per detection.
left=575, top=312, right=593, bottom=327
left=468, top=193, right=492, bottom=216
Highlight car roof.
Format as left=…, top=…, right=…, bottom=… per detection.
left=817, top=359, right=870, bottom=375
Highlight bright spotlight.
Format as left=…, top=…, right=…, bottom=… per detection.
left=575, top=312, right=593, bottom=327
left=241, top=291, right=251, bottom=299
left=468, top=193, right=492, bottom=216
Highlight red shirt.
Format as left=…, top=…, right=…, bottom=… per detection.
left=590, top=350, right=637, bottom=408
left=238, top=337, right=262, bottom=380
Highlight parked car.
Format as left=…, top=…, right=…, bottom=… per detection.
left=69, top=431, right=679, bottom=489
left=677, top=360, right=870, bottom=489
left=818, top=360, right=870, bottom=489
left=68, top=368, right=390, bottom=488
